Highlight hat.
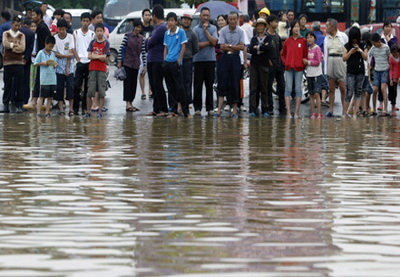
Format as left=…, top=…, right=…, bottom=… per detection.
left=258, top=7, right=270, bottom=16
left=255, top=18, right=267, bottom=26
left=181, top=13, right=193, bottom=20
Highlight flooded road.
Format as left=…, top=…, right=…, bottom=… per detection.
left=0, top=115, right=400, bottom=276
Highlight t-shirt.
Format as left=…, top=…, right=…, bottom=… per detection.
left=193, top=22, right=218, bottom=62
left=54, top=33, right=75, bottom=74
left=74, top=28, right=95, bottom=64
left=87, top=39, right=110, bottom=72
left=344, top=42, right=365, bottom=75
left=306, top=45, right=323, bottom=77
left=34, top=49, right=57, bottom=85
left=141, top=23, right=153, bottom=39
left=369, top=44, right=390, bottom=72
left=164, top=27, right=187, bottom=63
left=218, top=25, right=245, bottom=46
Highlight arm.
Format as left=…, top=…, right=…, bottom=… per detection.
left=147, top=26, right=164, bottom=50
left=117, top=34, right=128, bottom=67
left=178, top=43, right=186, bottom=65
left=163, top=45, right=168, bottom=60
left=221, top=43, right=244, bottom=52
left=13, top=34, right=26, bottom=53
left=249, top=37, right=258, bottom=55
left=192, top=32, right=199, bottom=56
left=203, top=24, right=218, bottom=47
left=2, top=32, right=11, bottom=49
left=141, top=38, right=147, bottom=68
left=281, top=40, right=287, bottom=65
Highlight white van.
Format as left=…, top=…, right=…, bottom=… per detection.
left=107, top=8, right=199, bottom=64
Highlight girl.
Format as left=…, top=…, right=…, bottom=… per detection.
left=281, top=20, right=308, bottom=118
left=389, top=45, right=399, bottom=116
left=303, top=32, right=323, bottom=119
left=342, top=27, right=367, bottom=118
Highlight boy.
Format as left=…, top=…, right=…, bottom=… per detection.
left=54, top=18, right=75, bottom=116
left=370, top=33, right=390, bottom=116
left=86, top=23, right=110, bottom=118
left=162, top=12, right=191, bottom=118
left=34, top=35, right=58, bottom=117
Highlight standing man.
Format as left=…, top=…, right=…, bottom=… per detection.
left=0, top=11, right=11, bottom=47
left=266, top=14, right=286, bottom=115
left=41, top=3, right=51, bottom=28
left=19, top=18, right=35, bottom=105
left=324, top=18, right=348, bottom=117
left=63, top=12, right=74, bottom=34
left=1, top=16, right=25, bottom=113
left=193, top=7, right=218, bottom=116
left=146, top=4, right=168, bottom=116
left=29, top=7, right=51, bottom=109
left=216, top=11, right=245, bottom=118
left=241, top=14, right=253, bottom=46
left=139, top=8, right=153, bottom=100
left=72, top=12, right=94, bottom=115
left=181, top=13, right=198, bottom=108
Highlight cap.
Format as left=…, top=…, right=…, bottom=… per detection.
left=181, top=13, right=193, bottom=20
left=258, top=7, right=270, bottom=16
left=255, top=18, right=267, bottom=26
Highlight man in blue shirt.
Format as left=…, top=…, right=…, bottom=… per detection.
left=193, top=7, right=218, bottom=116
left=0, top=11, right=11, bottom=51
left=162, top=12, right=191, bottom=118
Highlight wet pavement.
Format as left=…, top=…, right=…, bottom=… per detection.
left=0, top=68, right=400, bottom=276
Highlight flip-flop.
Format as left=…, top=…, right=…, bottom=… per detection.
left=126, top=107, right=134, bottom=112
left=132, top=107, right=140, bottom=112
left=146, top=111, right=156, bottom=116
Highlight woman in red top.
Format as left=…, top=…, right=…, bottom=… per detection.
left=281, top=20, right=308, bottom=118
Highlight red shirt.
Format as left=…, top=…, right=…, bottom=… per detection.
left=87, top=39, right=110, bottom=72
left=281, top=36, right=308, bottom=72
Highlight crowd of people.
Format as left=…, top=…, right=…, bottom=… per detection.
left=1, top=3, right=400, bottom=119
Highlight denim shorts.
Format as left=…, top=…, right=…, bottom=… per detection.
left=346, top=73, right=364, bottom=101
left=372, top=70, right=389, bottom=87
left=362, top=75, right=373, bottom=95
left=307, top=75, right=323, bottom=95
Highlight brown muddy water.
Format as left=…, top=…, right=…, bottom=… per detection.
left=0, top=114, right=400, bottom=277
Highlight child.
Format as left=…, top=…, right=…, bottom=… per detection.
left=34, top=35, right=58, bottom=117
left=389, top=45, right=399, bottom=117
left=342, top=27, right=367, bottom=118
left=86, top=23, right=110, bottom=118
left=162, top=12, right=191, bottom=118
left=303, top=32, right=323, bottom=119
left=361, top=33, right=373, bottom=116
left=54, top=18, right=75, bottom=116
left=369, top=33, right=390, bottom=116
left=281, top=19, right=308, bottom=118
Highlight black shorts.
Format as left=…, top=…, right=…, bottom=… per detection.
left=40, top=85, right=56, bottom=98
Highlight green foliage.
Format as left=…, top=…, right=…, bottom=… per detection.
left=45, top=0, right=105, bottom=10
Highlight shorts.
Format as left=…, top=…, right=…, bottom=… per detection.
left=307, top=75, right=323, bottom=95
left=372, top=70, right=389, bottom=87
left=88, top=70, right=108, bottom=98
left=362, top=75, right=373, bottom=95
left=56, top=73, right=74, bottom=101
left=40, top=85, right=56, bottom=98
left=327, top=56, right=346, bottom=83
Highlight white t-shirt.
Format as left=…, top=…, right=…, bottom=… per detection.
left=74, top=28, right=95, bottom=64
left=54, top=33, right=75, bottom=74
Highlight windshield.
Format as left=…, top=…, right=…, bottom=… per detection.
left=103, top=0, right=150, bottom=19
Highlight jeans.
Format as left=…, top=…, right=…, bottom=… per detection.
left=284, top=69, right=303, bottom=98
left=346, top=73, right=364, bottom=102
left=163, top=61, right=189, bottom=116
left=73, top=62, right=90, bottom=113
left=148, top=62, right=167, bottom=113
left=193, top=61, right=215, bottom=111
left=182, top=58, right=193, bottom=104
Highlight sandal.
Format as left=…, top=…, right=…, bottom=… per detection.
left=132, top=107, right=140, bottom=112
left=126, top=107, right=134, bottom=112
left=146, top=111, right=156, bottom=116
left=141, top=94, right=146, bottom=100
left=59, top=111, right=65, bottom=116
left=68, top=111, right=74, bottom=116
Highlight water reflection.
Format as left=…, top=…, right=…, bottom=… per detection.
left=0, top=115, right=400, bottom=276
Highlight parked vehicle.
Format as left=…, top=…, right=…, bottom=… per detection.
left=107, top=8, right=199, bottom=65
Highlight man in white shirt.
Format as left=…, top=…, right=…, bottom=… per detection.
left=241, top=14, right=253, bottom=46
left=72, top=12, right=94, bottom=115
left=41, top=3, right=51, bottom=29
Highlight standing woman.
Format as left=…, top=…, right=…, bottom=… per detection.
left=342, top=27, right=367, bottom=118
left=281, top=20, right=308, bottom=118
left=117, top=19, right=146, bottom=112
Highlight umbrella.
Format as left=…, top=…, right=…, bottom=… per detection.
left=196, top=1, right=240, bottom=20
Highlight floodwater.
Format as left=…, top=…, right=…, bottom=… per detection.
left=0, top=114, right=400, bottom=277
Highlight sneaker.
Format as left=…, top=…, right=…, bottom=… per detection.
left=396, top=106, right=399, bottom=111
left=213, top=107, right=219, bottom=113
left=224, top=105, right=230, bottom=112
left=317, top=113, right=323, bottom=119
left=240, top=106, right=248, bottom=112
left=326, top=111, right=333, bottom=118
left=84, top=112, right=91, bottom=118
left=310, top=113, right=317, bottom=119
left=194, top=110, right=201, bottom=116
left=102, top=106, right=108, bottom=112
left=97, top=113, right=102, bottom=118
left=262, top=112, right=270, bottom=118
left=249, top=112, right=256, bottom=118
left=231, top=113, right=239, bottom=119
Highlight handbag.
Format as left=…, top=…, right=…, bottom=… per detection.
left=114, top=67, right=126, bottom=81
